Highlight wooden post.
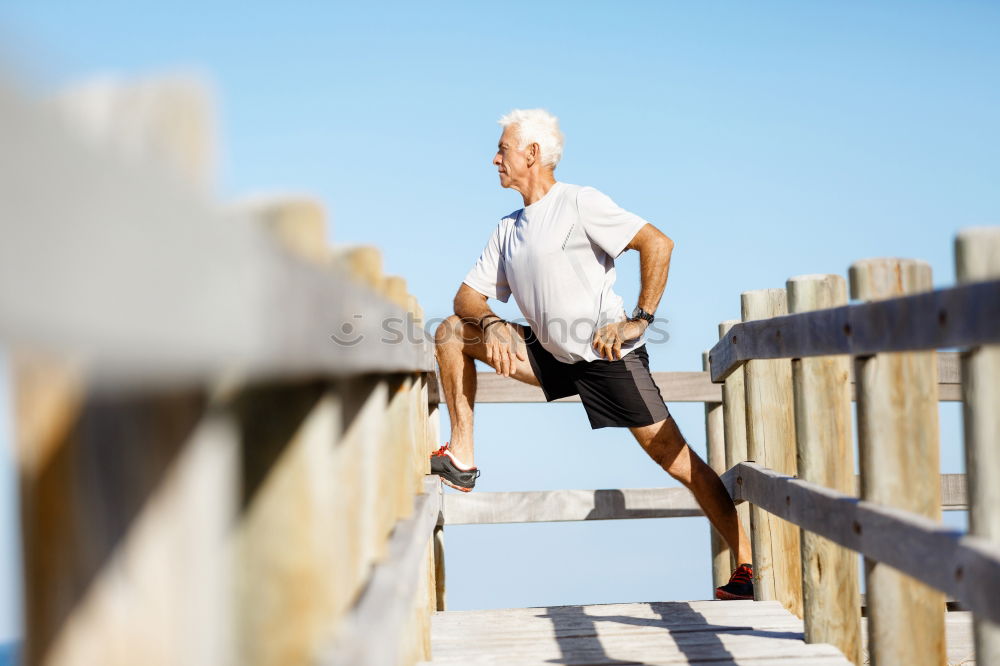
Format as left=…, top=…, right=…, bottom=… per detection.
left=428, top=399, right=446, bottom=612
left=849, top=258, right=945, bottom=666
left=955, top=228, right=1000, bottom=664
left=53, top=76, right=216, bottom=190
left=14, top=355, right=237, bottom=666
left=718, top=320, right=751, bottom=571
left=786, top=275, right=861, bottom=664
left=433, top=524, right=447, bottom=611
left=740, top=289, right=802, bottom=617
left=332, top=376, right=389, bottom=610
left=703, top=351, right=730, bottom=590
left=240, top=196, right=329, bottom=265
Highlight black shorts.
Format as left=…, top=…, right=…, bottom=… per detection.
left=521, top=326, right=671, bottom=429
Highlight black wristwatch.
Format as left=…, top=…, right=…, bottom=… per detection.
left=630, top=306, right=655, bottom=324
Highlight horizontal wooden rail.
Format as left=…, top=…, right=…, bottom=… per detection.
left=0, top=86, right=434, bottom=383
left=708, top=280, right=1000, bottom=381
left=426, top=352, right=961, bottom=404
left=323, top=476, right=441, bottom=666
left=722, top=462, right=1000, bottom=624
left=442, top=487, right=703, bottom=525
left=442, top=474, right=967, bottom=526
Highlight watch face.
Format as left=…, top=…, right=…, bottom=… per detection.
left=632, top=307, right=653, bottom=322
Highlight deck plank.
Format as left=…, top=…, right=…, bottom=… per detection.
left=427, top=601, right=977, bottom=665
left=426, top=600, right=852, bottom=665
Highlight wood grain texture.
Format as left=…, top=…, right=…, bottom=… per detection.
left=850, top=258, right=945, bottom=666
left=442, top=487, right=703, bottom=525
left=956, top=226, right=1000, bottom=664
left=708, top=278, right=1000, bottom=382
left=14, top=376, right=236, bottom=666
left=741, top=289, right=803, bottom=618
left=786, top=275, right=862, bottom=665
left=233, top=382, right=343, bottom=666
left=703, top=351, right=730, bottom=590
left=728, top=462, right=1000, bottom=626
left=322, top=476, right=442, bottom=666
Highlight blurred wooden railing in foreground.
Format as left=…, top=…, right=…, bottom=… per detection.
left=0, top=78, right=441, bottom=666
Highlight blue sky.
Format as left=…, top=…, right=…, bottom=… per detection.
left=0, top=0, right=998, bottom=643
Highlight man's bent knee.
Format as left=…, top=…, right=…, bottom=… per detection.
left=434, top=314, right=482, bottom=351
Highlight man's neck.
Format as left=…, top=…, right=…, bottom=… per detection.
left=519, top=172, right=558, bottom=207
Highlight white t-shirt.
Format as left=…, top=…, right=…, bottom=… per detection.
left=463, top=182, right=649, bottom=363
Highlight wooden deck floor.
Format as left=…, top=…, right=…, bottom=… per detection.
left=424, top=601, right=977, bottom=665
left=424, top=599, right=851, bottom=665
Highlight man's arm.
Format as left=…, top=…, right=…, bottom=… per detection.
left=454, top=282, right=497, bottom=324
left=627, top=222, right=675, bottom=315
left=454, top=283, right=526, bottom=377
left=591, top=223, right=674, bottom=360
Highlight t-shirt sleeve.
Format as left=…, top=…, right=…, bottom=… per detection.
left=577, top=187, right=650, bottom=258
left=462, top=222, right=512, bottom=302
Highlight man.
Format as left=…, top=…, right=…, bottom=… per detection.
left=431, top=108, right=754, bottom=600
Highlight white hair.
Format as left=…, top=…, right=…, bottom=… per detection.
left=498, top=108, right=564, bottom=169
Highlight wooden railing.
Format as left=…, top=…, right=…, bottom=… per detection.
left=1, top=78, right=441, bottom=666
left=699, top=234, right=1000, bottom=666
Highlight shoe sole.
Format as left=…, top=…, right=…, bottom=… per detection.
left=436, top=476, right=475, bottom=493
left=714, top=589, right=754, bottom=601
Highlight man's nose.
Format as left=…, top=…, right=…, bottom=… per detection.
left=492, top=153, right=501, bottom=165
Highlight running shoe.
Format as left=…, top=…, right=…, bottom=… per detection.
left=715, top=563, right=754, bottom=600
left=430, top=444, right=480, bottom=492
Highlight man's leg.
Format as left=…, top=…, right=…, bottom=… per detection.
left=630, top=417, right=751, bottom=564
left=433, top=315, right=539, bottom=467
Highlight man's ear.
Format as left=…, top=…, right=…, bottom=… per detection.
left=526, top=142, right=540, bottom=167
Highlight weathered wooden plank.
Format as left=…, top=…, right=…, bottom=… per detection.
left=708, top=278, right=1000, bottom=382
left=741, top=289, right=802, bottom=617
left=445, top=473, right=968, bottom=528
left=442, top=487, right=703, bottom=525
left=428, top=370, right=723, bottom=403
left=786, top=274, right=862, bottom=664
left=0, top=84, right=433, bottom=383
left=703, top=351, right=730, bottom=590
left=851, top=258, right=945, bottom=666
left=730, top=462, right=1000, bottom=625
left=956, top=226, right=1000, bottom=664
left=322, top=476, right=442, bottom=666
left=425, top=354, right=962, bottom=404
left=725, top=471, right=965, bottom=511
left=429, top=600, right=851, bottom=665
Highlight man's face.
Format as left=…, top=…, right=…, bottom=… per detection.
left=493, top=125, right=530, bottom=189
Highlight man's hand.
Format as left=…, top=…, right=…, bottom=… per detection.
left=484, top=322, right=527, bottom=377
left=592, top=319, right=648, bottom=361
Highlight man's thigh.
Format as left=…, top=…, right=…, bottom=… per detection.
left=455, top=318, right=540, bottom=386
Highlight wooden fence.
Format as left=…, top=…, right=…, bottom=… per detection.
left=699, top=239, right=1000, bottom=666
left=0, top=77, right=442, bottom=666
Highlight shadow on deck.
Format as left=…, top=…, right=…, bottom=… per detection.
left=425, top=599, right=852, bottom=665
